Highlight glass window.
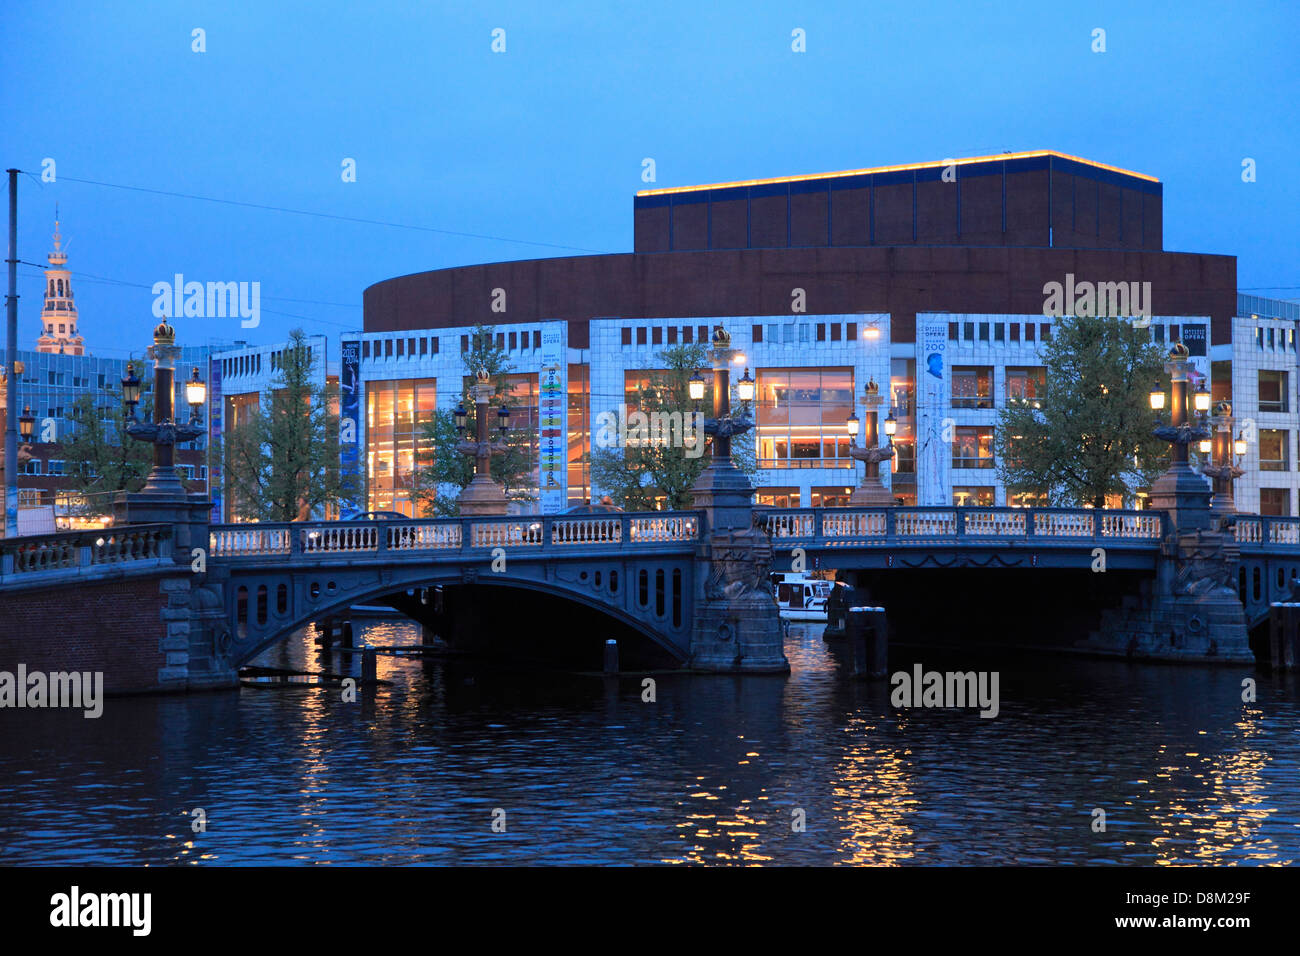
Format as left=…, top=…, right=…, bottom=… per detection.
left=811, top=487, right=853, bottom=507
left=757, top=368, right=854, bottom=468
left=1260, top=488, right=1291, bottom=516
left=951, top=367, right=993, bottom=408
left=1259, top=369, right=1288, bottom=412
left=953, top=486, right=995, bottom=506
left=1259, top=429, right=1289, bottom=471
left=366, top=378, right=437, bottom=515
left=1006, top=366, right=1046, bottom=403
left=952, top=426, right=995, bottom=469
left=755, top=487, right=800, bottom=508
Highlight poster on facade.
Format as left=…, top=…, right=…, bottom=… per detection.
left=916, top=317, right=950, bottom=506
left=538, top=326, right=566, bottom=514
left=208, top=357, right=223, bottom=523
left=339, top=339, right=361, bottom=519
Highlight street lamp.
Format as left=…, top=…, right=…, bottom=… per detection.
left=454, top=368, right=511, bottom=515
left=121, top=364, right=142, bottom=419
left=120, top=320, right=206, bottom=497
left=847, top=379, right=895, bottom=507
left=18, top=406, right=34, bottom=442
left=845, top=412, right=860, bottom=438
left=1148, top=341, right=1212, bottom=529
left=453, top=402, right=468, bottom=433
left=737, top=368, right=755, bottom=403
left=1194, top=383, right=1211, bottom=414
left=185, top=367, right=207, bottom=422
left=1200, top=399, right=1245, bottom=517
left=688, top=371, right=706, bottom=402
left=1148, top=387, right=1166, bottom=411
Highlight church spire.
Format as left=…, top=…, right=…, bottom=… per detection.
left=36, top=210, right=86, bottom=355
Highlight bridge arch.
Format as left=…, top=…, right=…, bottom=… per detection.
left=225, top=563, right=693, bottom=668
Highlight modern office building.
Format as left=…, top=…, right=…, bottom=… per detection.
left=355, top=151, right=1294, bottom=515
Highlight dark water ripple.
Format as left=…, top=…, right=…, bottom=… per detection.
left=1, top=619, right=1297, bottom=865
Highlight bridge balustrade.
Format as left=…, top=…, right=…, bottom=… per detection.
left=0, top=524, right=172, bottom=581
left=209, top=511, right=700, bottom=561
left=758, top=506, right=1167, bottom=544
left=1236, top=516, right=1300, bottom=547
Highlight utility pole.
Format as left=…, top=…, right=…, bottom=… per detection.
left=5, top=168, right=18, bottom=538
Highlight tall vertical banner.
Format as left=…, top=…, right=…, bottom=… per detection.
left=915, top=317, right=951, bottom=506
left=208, top=357, right=223, bottom=523
left=339, top=339, right=362, bottom=519
left=538, top=325, right=567, bottom=514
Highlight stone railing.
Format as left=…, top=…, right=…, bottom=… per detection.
left=1236, top=516, right=1300, bottom=548
left=758, top=507, right=1168, bottom=545
left=0, top=524, right=173, bottom=582
left=210, top=511, right=700, bottom=560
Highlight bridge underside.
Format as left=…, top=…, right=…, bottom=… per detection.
left=223, top=556, right=695, bottom=670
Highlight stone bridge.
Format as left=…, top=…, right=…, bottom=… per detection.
left=5, top=506, right=1300, bottom=691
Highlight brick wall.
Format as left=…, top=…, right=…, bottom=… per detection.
left=0, top=574, right=169, bottom=693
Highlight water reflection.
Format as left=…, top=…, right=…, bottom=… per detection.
left=0, top=615, right=1297, bottom=865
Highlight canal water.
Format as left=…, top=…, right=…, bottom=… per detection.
left=1, top=618, right=1298, bottom=865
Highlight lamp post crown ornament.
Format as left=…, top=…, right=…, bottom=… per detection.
left=711, top=326, right=731, bottom=350
left=864, top=378, right=879, bottom=400
left=153, top=319, right=176, bottom=346
left=476, top=367, right=490, bottom=385
left=1214, top=400, right=1232, bottom=417
left=1168, top=341, right=1190, bottom=361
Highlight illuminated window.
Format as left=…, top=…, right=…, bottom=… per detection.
left=1259, top=429, right=1289, bottom=472
left=1006, top=367, right=1046, bottom=402
left=366, top=378, right=437, bottom=515
left=952, top=486, right=994, bottom=506
left=952, top=426, right=994, bottom=469
left=756, top=368, right=853, bottom=468
left=755, top=487, right=800, bottom=508
left=952, top=366, right=993, bottom=408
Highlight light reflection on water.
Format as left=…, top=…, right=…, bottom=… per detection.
left=0, top=616, right=1298, bottom=865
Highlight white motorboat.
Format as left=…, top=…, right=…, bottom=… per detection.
left=770, top=572, right=840, bottom=621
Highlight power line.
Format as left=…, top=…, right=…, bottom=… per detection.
left=38, top=172, right=612, bottom=255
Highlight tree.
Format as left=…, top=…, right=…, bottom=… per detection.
left=994, top=314, right=1169, bottom=508
left=217, top=329, right=353, bottom=521
left=60, top=394, right=153, bottom=500
left=411, top=325, right=536, bottom=516
left=590, top=342, right=756, bottom=510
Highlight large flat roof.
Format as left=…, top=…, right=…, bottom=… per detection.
left=635, top=150, right=1160, bottom=197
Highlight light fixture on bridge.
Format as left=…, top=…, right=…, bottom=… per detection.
left=497, top=404, right=511, bottom=435
left=18, top=405, right=34, bottom=442
left=736, top=368, right=755, bottom=403
left=185, top=367, right=207, bottom=413
left=1148, top=387, right=1166, bottom=411
left=845, top=412, right=861, bottom=438
left=688, top=371, right=706, bottom=402
left=1198, top=438, right=1212, bottom=454
left=1234, top=436, right=1248, bottom=456
left=121, top=364, right=142, bottom=418
left=883, top=409, right=898, bottom=437
left=863, top=323, right=881, bottom=340
left=453, top=402, right=468, bottom=434
left=1194, top=384, right=1211, bottom=414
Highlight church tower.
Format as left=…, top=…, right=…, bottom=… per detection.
left=35, top=213, right=87, bottom=355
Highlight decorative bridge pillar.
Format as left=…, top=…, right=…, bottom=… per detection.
left=111, top=320, right=237, bottom=690
left=1088, top=344, right=1252, bottom=662
left=688, top=327, right=789, bottom=674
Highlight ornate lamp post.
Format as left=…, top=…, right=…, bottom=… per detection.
left=454, top=367, right=511, bottom=516
left=1148, top=341, right=1212, bottom=531
left=689, top=327, right=756, bottom=530
left=846, top=379, right=895, bottom=506
left=1199, top=400, right=1246, bottom=517
left=122, top=321, right=206, bottom=497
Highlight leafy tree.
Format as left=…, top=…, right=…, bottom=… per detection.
left=590, top=342, right=756, bottom=510
left=411, top=325, right=536, bottom=516
left=217, top=329, right=353, bottom=521
left=994, top=314, right=1169, bottom=508
left=58, top=393, right=156, bottom=507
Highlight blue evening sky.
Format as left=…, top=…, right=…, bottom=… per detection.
left=1, top=0, right=1296, bottom=357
